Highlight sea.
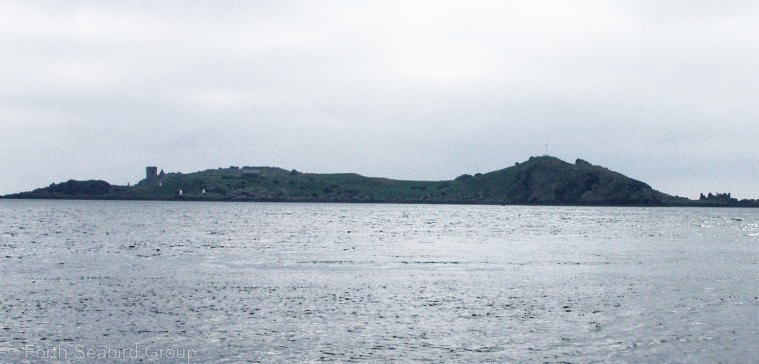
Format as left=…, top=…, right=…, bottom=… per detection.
left=1, top=200, right=759, bottom=363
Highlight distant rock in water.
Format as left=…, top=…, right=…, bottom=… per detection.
left=4, top=156, right=747, bottom=206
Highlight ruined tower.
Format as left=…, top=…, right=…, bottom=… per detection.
left=146, top=166, right=158, bottom=184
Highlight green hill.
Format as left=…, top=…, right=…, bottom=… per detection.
left=5, top=156, right=711, bottom=206
left=453, top=157, right=672, bottom=205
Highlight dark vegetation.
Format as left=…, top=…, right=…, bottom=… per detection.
left=4, top=156, right=757, bottom=207
left=6, top=180, right=127, bottom=199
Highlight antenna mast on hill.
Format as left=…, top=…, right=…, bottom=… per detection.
left=545, top=144, right=549, bottom=156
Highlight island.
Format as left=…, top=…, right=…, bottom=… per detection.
left=4, top=156, right=757, bottom=207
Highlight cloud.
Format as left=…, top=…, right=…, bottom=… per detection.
left=1, top=1, right=758, bottom=198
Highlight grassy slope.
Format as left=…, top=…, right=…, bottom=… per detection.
left=5, top=156, right=688, bottom=206
left=127, top=167, right=453, bottom=203
left=14, top=157, right=744, bottom=207
left=442, top=157, right=674, bottom=205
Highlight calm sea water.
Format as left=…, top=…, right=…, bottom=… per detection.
left=1, top=200, right=759, bottom=363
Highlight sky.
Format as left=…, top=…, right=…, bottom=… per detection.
left=1, top=1, right=758, bottom=199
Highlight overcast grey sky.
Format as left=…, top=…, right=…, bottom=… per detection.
left=2, top=1, right=758, bottom=198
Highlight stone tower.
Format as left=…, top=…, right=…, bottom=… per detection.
left=146, top=166, right=158, bottom=184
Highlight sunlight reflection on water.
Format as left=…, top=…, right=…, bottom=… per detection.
left=1, top=200, right=759, bottom=362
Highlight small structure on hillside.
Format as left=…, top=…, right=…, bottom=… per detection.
left=144, top=166, right=167, bottom=186
left=699, top=192, right=737, bottom=204
left=146, top=166, right=158, bottom=184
